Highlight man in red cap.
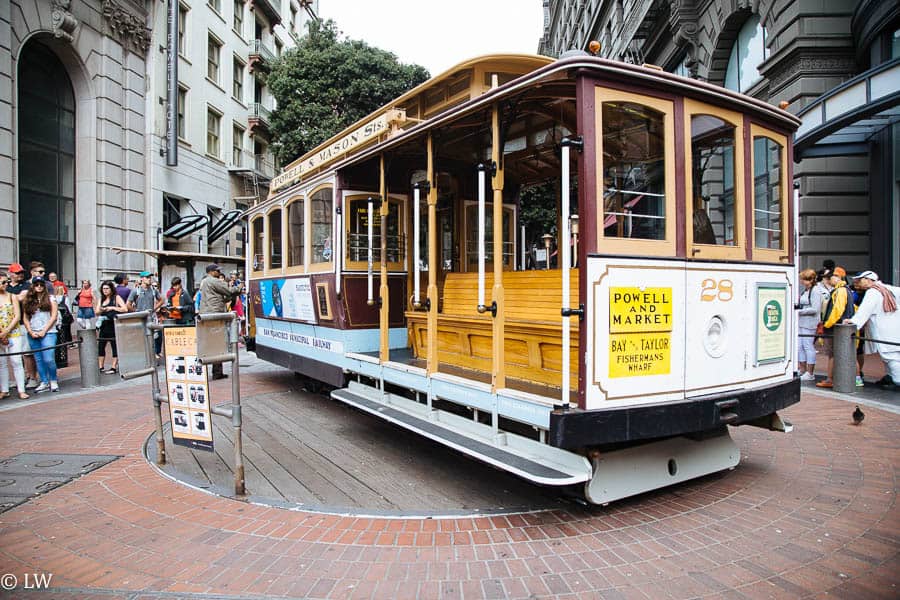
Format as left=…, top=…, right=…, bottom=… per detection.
left=6, top=263, right=29, bottom=299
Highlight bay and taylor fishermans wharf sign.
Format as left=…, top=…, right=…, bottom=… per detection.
left=271, top=109, right=407, bottom=192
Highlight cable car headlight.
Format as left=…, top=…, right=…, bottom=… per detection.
left=703, top=315, right=727, bottom=358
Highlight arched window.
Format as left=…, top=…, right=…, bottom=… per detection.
left=17, top=41, right=76, bottom=283
left=310, top=187, right=333, bottom=265
left=724, top=15, right=768, bottom=93
left=268, top=209, right=282, bottom=269
left=286, top=197, right=304, bottom=267
left=251, top=216, right=264, bottom=271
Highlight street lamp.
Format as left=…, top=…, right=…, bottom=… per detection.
left=542, top=233, right=553, bottom=270
left=570, top=214, right=579, bottom=268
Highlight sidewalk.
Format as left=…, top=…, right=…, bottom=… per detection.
left=0, top=353, right=897, bottom=598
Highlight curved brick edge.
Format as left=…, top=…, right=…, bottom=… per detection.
left=0, top=381, right=896, bottom=598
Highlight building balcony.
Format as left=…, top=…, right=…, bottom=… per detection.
left=248, top=102, right=272, bottom=135
left=250, top=0, right=282, bottom=28
left=249, top=39, right=275, bottom=74
left=229, top=150, right=276, bottom=181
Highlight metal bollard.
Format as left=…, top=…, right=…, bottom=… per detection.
left=77, top=327, right=101, bottom=388
left=832, top=323, right=856, bottom=394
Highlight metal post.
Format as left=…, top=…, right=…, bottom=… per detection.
left=149, top=323, right=166, bottom=465
left=833, top=324, right=856, bottom=393
left=77, top=328, right=101, bottom=388
left=230, top=317, right=245, bottom=496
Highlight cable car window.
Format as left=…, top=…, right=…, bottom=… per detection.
left=287, top=198, right=304, bottom=267
left=251, top=216, right=263, bottom=271
left=601, top=102, right=666, bottom=240
left=268, top=209, right=282, bottom=269
left=691, top=115, right=737, bottom=246
left=310, top=187, right=333, bottom=264
left=346, top=197, right=404, bottom=266
left=753, top=136, right=783, bottom=249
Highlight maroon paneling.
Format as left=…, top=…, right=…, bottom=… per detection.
left=744, top=114, right=753, bottom=261
left=575, top=74, right=596, bottom=410
left=341, top=275, right=407, bottom=328
left=674, top=97, right=686, bottom=258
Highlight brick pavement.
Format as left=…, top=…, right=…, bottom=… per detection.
left=0, top=369, right=897, bottom=599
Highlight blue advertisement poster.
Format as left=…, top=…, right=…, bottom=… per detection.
left=258, top=277, right=317, bottom=323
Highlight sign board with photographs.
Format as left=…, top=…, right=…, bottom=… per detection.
left=164, top=327, right=214, bottom=451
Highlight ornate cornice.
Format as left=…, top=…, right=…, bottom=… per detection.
left=50, top=0, right=78, bottom=43
left=101, top=0, right=151, bottom=54
left=765, top=54, right=857, bottom=91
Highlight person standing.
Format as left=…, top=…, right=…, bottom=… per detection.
left=796, top=269, right=822, bottom=381
left=21, top=277, right=59, bottom=393
left=114, top=273, right=131, bottom=304
left=845, top=271, right=899, bottom=389
left=816, top=266, right=856, bottom=388
left=164, top=277, right=194, bottom=325
left=47, top=272, right=68, bottom=296
left=128, top=271, right=163, bottom=357
left=53, top=282, right=73, bottom=368
left=0, top=276, right=28, bottom=399
left=75, top=280, right=97, bottom=329
left=96, top=280, right=127, bottom=373
left=199, top=264, right=241, bottom=379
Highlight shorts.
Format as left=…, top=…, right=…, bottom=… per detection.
left=798, top=328, right=817, bottom=364
left=820, top=333, right=833, bottom=358
left=77, top=307, right=95, bottom=319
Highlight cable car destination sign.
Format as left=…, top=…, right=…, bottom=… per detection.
left=608, top=287, right=673, bottom=377
left=271, top=109, right=406, bottom=192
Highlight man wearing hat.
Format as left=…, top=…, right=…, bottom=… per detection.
left=199, top=264, right=241, bottom=379
left=128, top=271, right=164, bottom=357
left=845, top=271, right=900, bottom=388
left=6, top=263, right=29, bottom=298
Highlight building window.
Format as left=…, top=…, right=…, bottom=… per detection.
left=208, top=0, right=220, bottom=15
left=290, top=5, right=298, bottom=32
left=232, top=57, right=244, bottom=101
left=176, top=86, right=187, bottom=139
left=206, top=107, right=221, bottom=157
left=724, top=14, right=768, bottom=93
left=207, top=34, right=221, bottom=83
left=233, top=0, right=243, bottom=34
left=232, top=124, right=244, bottom=166
left=287, top=198, right=304, bottom=267
left=275, top=39, right=282, bottom=57
left=310, top=187, right=333, bottom=264
left=177, top=4, right=188, bottom=54
left=163, top=195, right=182, bottom=231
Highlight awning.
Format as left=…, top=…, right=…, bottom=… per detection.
left=794, top=58, right=900, bottom=159
left=103, top=247, right=245, bottom=264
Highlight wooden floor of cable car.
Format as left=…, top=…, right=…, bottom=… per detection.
left=357, top=347, right=577, bottom=405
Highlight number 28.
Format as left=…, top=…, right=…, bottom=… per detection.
left=700, top=278, right=734, bottom=302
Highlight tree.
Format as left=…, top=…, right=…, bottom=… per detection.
left=268, top=20, right=430, bottom=164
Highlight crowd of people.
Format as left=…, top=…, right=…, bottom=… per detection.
left=1, top=261, right=245, bottom=395
left=798, top=260, right=899, bottom=390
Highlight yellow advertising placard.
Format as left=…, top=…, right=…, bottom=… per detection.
left=164, top=327, right=214, bottom=451
left=609, top=332, right=671, bottom=377
left=609, top=287, right=673, bottom=333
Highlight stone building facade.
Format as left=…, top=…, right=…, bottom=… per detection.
left=1, top=0, right=152, bottom=284
left=540, top=0, right=900, bottom=281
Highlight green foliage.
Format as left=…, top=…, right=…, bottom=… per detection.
left=519, top=182, right=558, bottom=248
left=268, top=20, right=430, bottom=164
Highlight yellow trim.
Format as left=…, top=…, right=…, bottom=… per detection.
left=343, top=194, right=407, bottom=271
left=307, top=184, right=334, bottom=271
left=749, top=124, right=790, bottom=263
left=684, top=98, right=745, bottom=261
left=249, top=215, right=264, bottom=276
left=595, top=88, right=677, bottom=257
left=264, top=205, right=285, bottom=275
left=315, top=282, right=333, bottom=320
left=284, top=194, right=306, bottom=273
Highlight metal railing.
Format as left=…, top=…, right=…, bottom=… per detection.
left=249, top=39, right=275, bottom=63
left=249, top=102, right=272, bottom=124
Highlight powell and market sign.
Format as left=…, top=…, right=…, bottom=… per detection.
left=271, top=108, right=406, bottom=192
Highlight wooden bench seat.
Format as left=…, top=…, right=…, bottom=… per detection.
left=406, top=270, right=579, bottom=389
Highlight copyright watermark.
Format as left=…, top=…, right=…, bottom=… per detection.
left=1, top=572, right=53, bottom=590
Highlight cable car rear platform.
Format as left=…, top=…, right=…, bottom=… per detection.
left=333, top=352, right=801, bottom=505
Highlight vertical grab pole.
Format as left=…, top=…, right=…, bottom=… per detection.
left=230, top=315, right=245, bottom=496
left=561, top=143, right=572, bottom=406
left=477, top=163, right=487, bottom=313
left=426, top=134, right=438, bottom=375
left=413, top=183, right=421, bottom=307
left=367, top=197, right=374, bottom=306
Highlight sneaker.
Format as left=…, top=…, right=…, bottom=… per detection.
left=25, top=378, right=39, bottom=389
left=50, top=381, right=59, bottom=392
left=34, top=382, right=50, bottom=393
left=800, top=372, right=816, bottom=382
left=855, top=375, right=864, bottom=387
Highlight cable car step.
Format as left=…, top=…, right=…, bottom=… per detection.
left=331, top=382, right=592, bottom=487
